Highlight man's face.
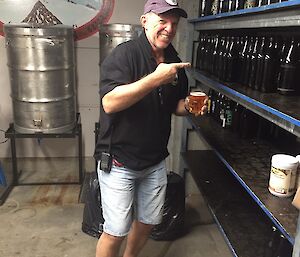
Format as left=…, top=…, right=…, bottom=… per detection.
left=141, top=12, right=180, bottom=52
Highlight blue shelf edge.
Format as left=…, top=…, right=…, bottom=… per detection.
left=190, top=69, right=300, bottom=129
left=189, top=0, right=300, bottom=23
left=213, top=149, right=295, bottom=245
left=188, top=116, right=295, bottom=245
left=207, top=204, right=239, bottom=257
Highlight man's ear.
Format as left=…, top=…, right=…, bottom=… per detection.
left=140, top=15, right=147, bottom=28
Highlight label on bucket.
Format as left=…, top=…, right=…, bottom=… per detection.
left=269, top=166, right=296, bottom=196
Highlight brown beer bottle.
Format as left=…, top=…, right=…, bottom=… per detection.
left=236, top=36, right=246, bottom=84
left=244, top=0, right=257, bottom=8
left=242, top=36, right=254, bottom=86
left=204, top=0, right=213, bottom=15
left=231, top=102, right=242, bottom=133
left=212, top=35, right=221, bottom=75
left=260, top=37, right=280, bottom=93
left=219, top=36, right=230, bottom=80
left=196, top=34, right=206, bottom=70
left=224, top=36, right=239, bottom=82
left=277, top=37, right=300, bottom=95
left=237, top=0, right=245, bottom=9
left=248, top=36, right=259, bottom=89
left=254, top=36, right=266, bottom=91
left=220, top=0, right=229, bottom=13
left=211, top=0, right=220, bottom=15
left=199, top=0, right=205, bottom=17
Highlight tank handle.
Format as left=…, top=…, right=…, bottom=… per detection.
left=35, top=38, right=66, bottom=46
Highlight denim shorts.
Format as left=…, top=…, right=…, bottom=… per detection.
left=97, top=159, right=167, bottom=237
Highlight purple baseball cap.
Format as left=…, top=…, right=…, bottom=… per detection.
left=144, top=0, right=188, bottom=18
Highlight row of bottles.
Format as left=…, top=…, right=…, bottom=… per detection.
left=199, top=0, right=288, bottom=16
left=206, top=89, right=298, bottom=144
left=207, top=89, right=260, bottom=139
left=196, top=33, right=300, bottom=95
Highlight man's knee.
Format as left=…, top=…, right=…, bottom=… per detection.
left=101, top=232, right=125, bottom=244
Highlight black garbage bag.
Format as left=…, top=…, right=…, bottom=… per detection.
left=150, top=171, right=185, bottom=241
left=81, top=172, right=104, bottom=238
left=82, top=171, right=185, bottom=241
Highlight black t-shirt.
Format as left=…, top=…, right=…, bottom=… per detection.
left=94, top=31, right=188, bottom=170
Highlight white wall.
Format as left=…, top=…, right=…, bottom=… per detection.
left=0, top=0, right=198, bottom=172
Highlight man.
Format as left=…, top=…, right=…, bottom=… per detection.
left=94, top=1, right=206, bottom=256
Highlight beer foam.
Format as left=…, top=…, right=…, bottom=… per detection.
left=190, top=91, right=206, bottom=96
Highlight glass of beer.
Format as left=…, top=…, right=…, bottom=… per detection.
left=185, top=91, right=207, bottom=115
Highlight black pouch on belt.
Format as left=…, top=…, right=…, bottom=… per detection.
left=99, top=125, right=114, bottom=173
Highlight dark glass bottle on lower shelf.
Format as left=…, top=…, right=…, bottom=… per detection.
left=214, top=92, right=222, bottom=122
left=219, top=94, right=226, bottom=127
left=219, top=36, right=230, bottom=81
left=254, top=36, right=266, bottom=91
left=248, top=36, right=259, bottom=89
left=256, top=116, right=272, bottom=140
left=224, top=36, right=239, bottom=83
left=196, top=34, right=206, bottom=70
left=237, top=0, right=246, bottom=9
left=204, top=0, right=213, bottom=16
left=219, top=0, right=229, bottom=13
left=198, top=0, right=206, bottom=17
left=202, top=35, right=211, bottom=72
left=210, top=89, right=217, bottom=116
left=277, top=37, right=300, bottom=95
left=261, top=0, right=279, bottom=6
left=211, top=0, right=220, bottom=15
left=228, top=0, right=236, bottom=12
left=244, top=0, right=257, bottom=8
left=207, top=89, right=214, bottom=114
left=238, top=36, right=249, bottom=84
left=260, top=37, right=280, bottom=93
left=235, top=36, right=245, bottom=84
left=224, top=98, right=233, bottom=129
left=231, top=102, right=243, bottom=133
left=212, top=35, right=221, bottom=76
left=239, top=108, right=259, bottom=139
left=242, top=36, right=254, bottom=87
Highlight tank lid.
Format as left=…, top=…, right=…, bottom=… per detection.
left=99, top=23, right=143, bottom=34
left=4, top=23, right=73, bottom=37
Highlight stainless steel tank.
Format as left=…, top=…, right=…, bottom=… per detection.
left=99, top=23, right=143, bottom=64
left=4, top=24, right=76, bottom=134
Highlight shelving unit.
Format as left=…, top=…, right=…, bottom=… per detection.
left=187, top=115, right=299, bottom=241
left=182, top=2, right=300, bottom=256
left=189, top=69, right=300, bottom=137
left=190, top=0, right=300, bottom=30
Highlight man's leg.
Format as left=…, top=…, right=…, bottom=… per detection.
left=96, top=232, right=124, bottom=257
left=122, top=161, right=167, bottom=257
left=123, top=220, right=154, bottom=257
left=96, top=163, right=135, bottom=257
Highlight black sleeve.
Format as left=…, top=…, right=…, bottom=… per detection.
left=178, top=67, right=189, bottom=100
left=99, top=43, right=133, bottom=98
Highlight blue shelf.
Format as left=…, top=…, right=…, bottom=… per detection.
left=189, top=0, right=300, bottom=23
left=186, top=115, right=298, bottom=245
left=213, top=149, right=295, bottom=244
left=190, top=69, right=300, bottom=137
left=182, top=150, right=293, bottom=255
left=188, top=0, right=300, bottom=30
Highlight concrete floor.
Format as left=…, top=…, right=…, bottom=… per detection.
left=0, top=158, right=233, bottom=257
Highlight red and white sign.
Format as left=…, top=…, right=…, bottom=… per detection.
left=0, top=0, right=114, bottom=40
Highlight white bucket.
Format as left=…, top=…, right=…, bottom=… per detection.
left=296, top=155, right=300, bottom=188
left=268, top=154, right=298, bottom=197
